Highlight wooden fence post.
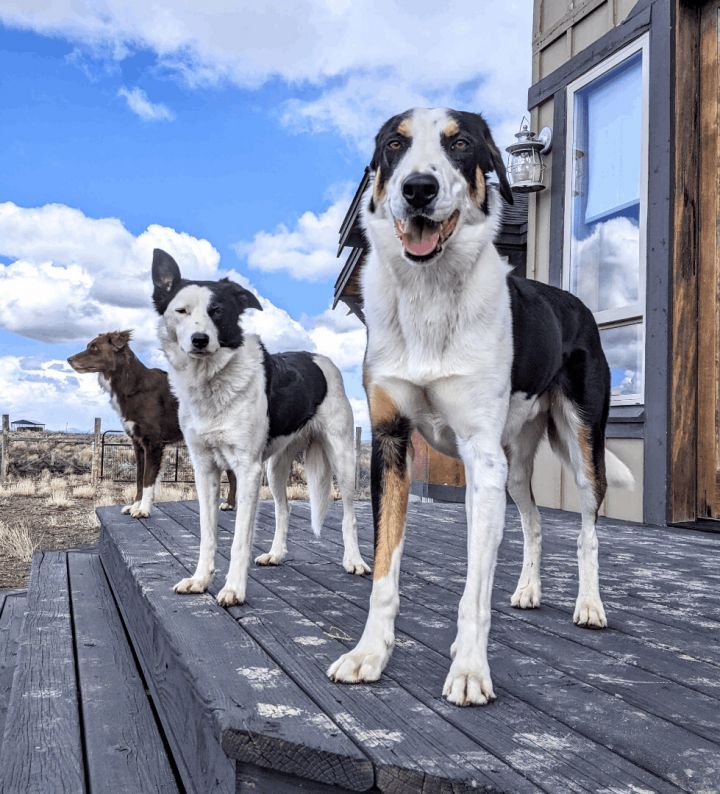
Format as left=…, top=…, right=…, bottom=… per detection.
left=354, top=426, right=362, bottom=491
left=91, top=418, right=102, bottom=484
left=1, top=415, right=9, bottom=482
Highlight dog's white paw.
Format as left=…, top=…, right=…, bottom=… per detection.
left=327, top=645, right=390, bottom=683
left=129, top=504, right=151, bottom=518
left=217, top=586, right=244, bottom=607
left=121, top=501, right=140, bottom=515
left=574, top=595, right=607, bottom=628
left=511, top=579, right=542, bottom=609
left=443, top=662, right=495, bottom=707
left=255, top=551, right=286, bottom=566
left=219, top=501, right=235, bottom=511
left=173, top=577, right=209, bottom=595
left=343, top=556, right=371, bottom=576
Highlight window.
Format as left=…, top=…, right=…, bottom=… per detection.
left=564, top=35, right=649, bottom=405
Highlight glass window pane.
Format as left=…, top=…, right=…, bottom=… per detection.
left=569, top=52, right=642, bottom=314
left=600, top=323, right=643, bottom=400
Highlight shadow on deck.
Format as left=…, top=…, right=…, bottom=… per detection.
left=1, top=500, right=719, bottom=793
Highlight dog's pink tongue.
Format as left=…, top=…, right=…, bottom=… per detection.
left=403, top=227, right=439, bottom=257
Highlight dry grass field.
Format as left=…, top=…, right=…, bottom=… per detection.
left=0, top=431, right=371, bottom=590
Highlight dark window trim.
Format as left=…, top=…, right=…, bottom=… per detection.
left=528, top=0, right=652, bottom=110
left=531, top=0, right=672, bottom=524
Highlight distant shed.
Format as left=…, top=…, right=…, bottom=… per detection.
left=10, top=419, right=45, bottom=432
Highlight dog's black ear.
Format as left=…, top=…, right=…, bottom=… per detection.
left=222, top=279, right=263, bottom=313
left=482, top=128, right=513, bottom=206
left=152, top=249, right=181, bottom=313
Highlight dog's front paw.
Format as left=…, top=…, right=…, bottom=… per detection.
left=327, top=645, right=390, bottom=683
left=343, top=556, right=371, bottom=576
left=511, top=578, right=542, bottom=609
left=121, top=501, right=140, bottom=515
left=574, top=596, right=607, bottom=628
left=219, top=501, right=235, bottom=511
left=443, top=661, right=495, bottom=707
left=255, top=550, right=286, bottom=566
left=173, top=577, right=209, bottom=595
left=217, top=586, right=244, bottom=607
left=129, top=504, right=151, bottom=518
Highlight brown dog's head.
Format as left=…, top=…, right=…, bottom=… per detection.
left=67, top=330, right=133, bottom=374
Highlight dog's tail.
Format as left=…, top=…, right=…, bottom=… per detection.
left=305, top=441, right=332, bottom=537
left=605, top=448, right=635, bottom=490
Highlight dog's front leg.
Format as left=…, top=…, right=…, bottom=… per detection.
left=217, top=459, right=263, bottom=606
left=174, top=463, right=220, bottom=595
left=328, top=386, right=411, bottom=683
left=121, top=441, right=145, bottom=515
left=445, top=432, right=507, bottom=706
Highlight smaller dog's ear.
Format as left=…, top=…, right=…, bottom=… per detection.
left=483, top=131, right=513, bottom=206
left=152, top=249, right=181, bottom=312
left=109, top=330, right=132, bottom=351
left=229, top=282, right=263, bottom=314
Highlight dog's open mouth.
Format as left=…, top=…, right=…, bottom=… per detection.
left=394, top=211, right=460, bottom=261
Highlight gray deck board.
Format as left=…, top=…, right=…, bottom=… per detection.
left=68, top=552, right=179, bottom=794
left=0, top=553, right=85, bottom=794
left=176, top=500, right=680, bottom=794
left=156, top=500, right=535, bottom=794
left=0, top=591, right=26, bottom=753
left=98, top=506, right=374, bottom=794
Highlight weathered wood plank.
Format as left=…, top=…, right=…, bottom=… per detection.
left=243, top=502, right=720, bottom=791
left=0, top=552, right=85, bottom=794
left=98, top=506, right=373, bottom=794
left=68, top=552, right=179, bottom=794
left=154, top=501, right=535, bottom=794
left=0, top=592, right=26, bottom=747
left=174, top=501, right=676, bottom=794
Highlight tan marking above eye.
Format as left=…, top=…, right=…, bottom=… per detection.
left=396, top=118, right=412, bottom=137
left=443, top=120, right=460, bottom=137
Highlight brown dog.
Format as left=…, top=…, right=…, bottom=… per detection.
left=68, top=330, right=236, bottom=517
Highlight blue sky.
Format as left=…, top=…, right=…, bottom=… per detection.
left=0, top=2, right=531, bottom=432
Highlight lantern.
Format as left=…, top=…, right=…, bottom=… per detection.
left=505, top=119, right=552, bottom=193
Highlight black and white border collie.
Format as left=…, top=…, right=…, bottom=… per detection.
left=151, top=249, right=369, bottom=606
left=327, top=108, right=634, bottom=706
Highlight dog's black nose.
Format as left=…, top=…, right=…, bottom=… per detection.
left=402, top=173, right=439, bottom=209
left=191, top=333, right=210, bottom=350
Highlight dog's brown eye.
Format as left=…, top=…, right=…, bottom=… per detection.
left=453, top=138, right=470, bottom=150
left=387, top=139, right=402, bottom=151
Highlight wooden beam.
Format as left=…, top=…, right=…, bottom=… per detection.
left=668, top=0, right=701, bottom=523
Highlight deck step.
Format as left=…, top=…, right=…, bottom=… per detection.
left=0, top=551, right=179, bottom=794
left=0, top=589, right=26, bottom=756
left=98, top=506, right=376, bottom=794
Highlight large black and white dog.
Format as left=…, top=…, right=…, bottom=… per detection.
left=151, top=249, right=369, bottom=606
left=327, top=108, right=634, bottom=706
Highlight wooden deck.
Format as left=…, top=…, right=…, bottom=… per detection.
left=1, top=501, right=720, bottom=792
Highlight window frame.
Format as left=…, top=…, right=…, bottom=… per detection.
left=562, top=33, right=650, bottom=406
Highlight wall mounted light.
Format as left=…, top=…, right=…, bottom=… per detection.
left=505, top=118, right=553, bottom=193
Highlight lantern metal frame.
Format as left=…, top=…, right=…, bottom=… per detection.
left=505, top=120, right=552, bottom=193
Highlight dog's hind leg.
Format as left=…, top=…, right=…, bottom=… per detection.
left=550, top=392, right=608, bottom=628
left=255, top=448, right=294, bottom=567
left=220, top=470, right=236, bottom=511
left=174, top=462, right=220, bottom=595
left=130, top=442, right=164, bottom=518
left=508, top=414, right=546, bottom=609
left=218, top=458, right=263, bottom=607
left=122, top=440, right=144, bottom=515
left=321, top=430, right=370, bottom=576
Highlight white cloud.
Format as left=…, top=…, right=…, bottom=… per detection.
left=0, top=1, right=532, bottom=151
left=0, top=356, right=119, bottom=431
left=0, top=201, right=369, bottom=430
left=118, top=86, right=175, bottom=121
left=235, top=192, right=352, bottom=281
